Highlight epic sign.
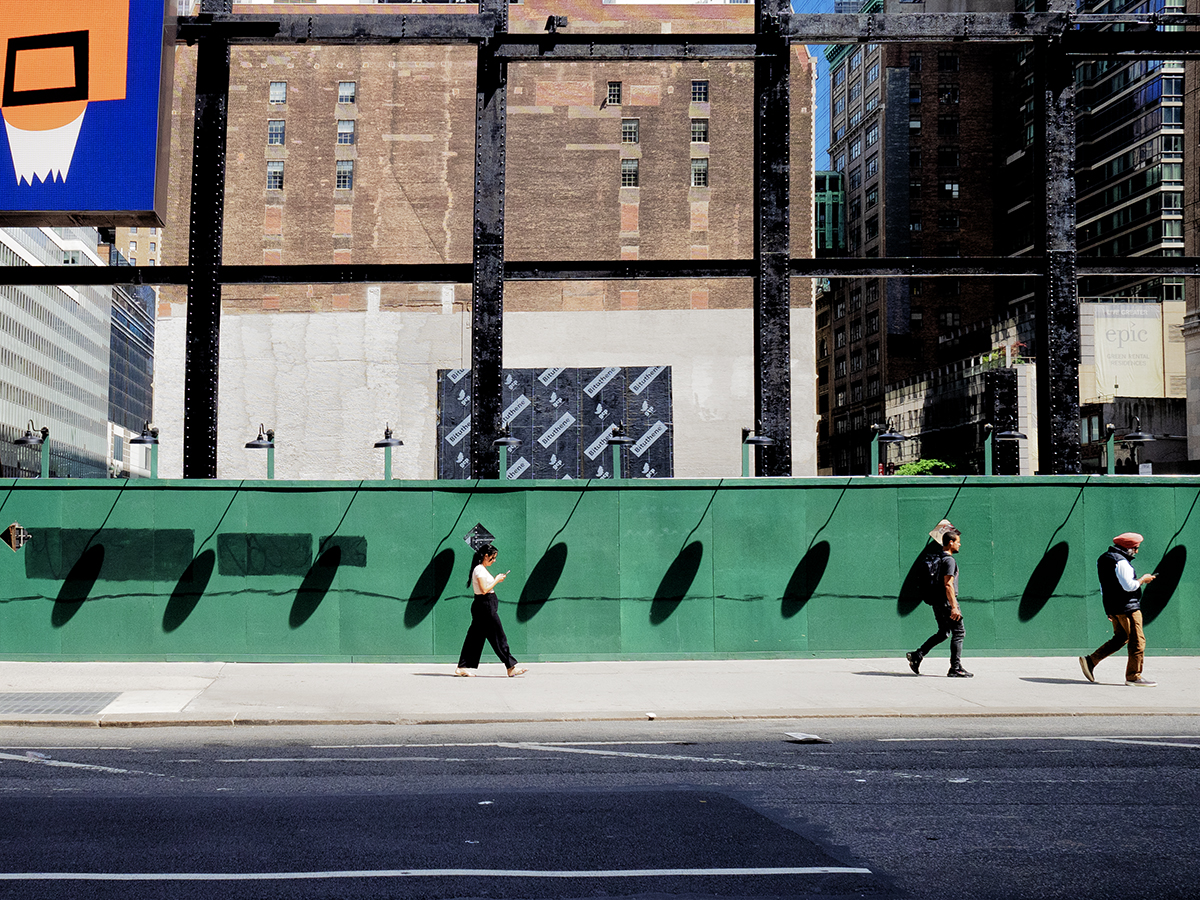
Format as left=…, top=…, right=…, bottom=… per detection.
left=0, top=0, right=173, bottom=226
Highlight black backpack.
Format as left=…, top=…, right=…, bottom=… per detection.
left=921, top=550, right=944, bottom=604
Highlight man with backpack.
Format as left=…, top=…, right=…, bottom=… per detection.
left=906, top=526, right=974, bottom=678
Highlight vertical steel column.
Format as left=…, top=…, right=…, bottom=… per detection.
left=753, top=0, right=793, bottom=476
left=469, top=0, right=509, bottom=479
left=182, top=2, right=231, bottom=479
left=1033, top=26, right=1081, bottom=474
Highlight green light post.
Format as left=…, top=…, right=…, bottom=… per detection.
left=983, top=422, right=1028, bottom=476
left=607, top=423, right=635, bottom=480
left=741, top=428, right=775, bottom=477
left=494, top=432, right=521, bottom=480
left=374, top=425, right=404, bottom=481
left=130, top=422, right=159, bottom=479
left=12, top=421, right=49, bottom=477
left=869, top=420, right=907, bottom=476
left=246, top=425, right=275, bottom=479
left=1105, top=424, right=1115, bottom=474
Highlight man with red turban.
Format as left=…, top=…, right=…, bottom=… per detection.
left=1080, top=533, right=1157, bottom=686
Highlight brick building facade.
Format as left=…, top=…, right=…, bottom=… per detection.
left=156, top=1, right=818, bottom=479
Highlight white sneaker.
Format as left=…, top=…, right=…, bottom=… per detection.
left=1125, top=675, right=1157, bottom=687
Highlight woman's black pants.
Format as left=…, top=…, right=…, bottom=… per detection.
left=457, top=592, right=518, bottom=669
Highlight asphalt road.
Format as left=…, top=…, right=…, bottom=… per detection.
left=0, top=716, right=1197, bottom=900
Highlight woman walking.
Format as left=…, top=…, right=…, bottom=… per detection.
left=455, top=544, right=527, bottom=677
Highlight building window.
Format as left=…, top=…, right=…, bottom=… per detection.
left=834, top=153, right=846, bottom=172
left=621, top=158, right=639, bottom=187
left=865, top=91, right=879, bottom=113
left=909, top=179, right=921, bottom=199
left=1162, top=105, right=1182, bottom=125
left=851, top=352, right=863, bottom=373
left=939, top=84, right=960, bottom=104
left=607, top=81, right=622, bottom=105
left=909, top=117, right=921, bottom=135
left=910, top=53, right=922, bottom=73
left=691, top=80, right=709, bottom=102
left=909, top=148, right=921, bottom=169
left=866, top=283, right=879, bottom=306
left=691, top=158, right=709, bottom=188
left=938, top=51, right=959, bottom=72
left=1163, top=191, right=1183, bottom=211
left=865, top=154, right=878, bottom=178
left=940, top=311, right=961, bottom=327
left=1163, top=75, right=1183, bottom=97
left=338, top=81, right=357, bottom=104
left=835, top=359, right=848, bottom=377
left=621, top=118, right=639, bottom=143
left=850, top=139, right=862, bottom=160
left=63, top=250, right=81, bottom=264
left=850, top=50, right=862, bottom=69
left=938, top=115, right=959, bottom=137
left=149, top=242, right=156, bottom=252
left=866, top=63, right=879, bottom=84
left=337, top=120, right=356, bottom=144
left=939, top=213, right=960, bottom=231
left=691, top=118, right=709, bottom=143
left=865, top=216, right=878, bottom=241
left=835, top=300, right=847, bottom=319
left=835, top=327, right=846, bottom=349
left=129, top=241, right=137, bottom=253
left=866, top=186, right=878, bottom=209
left=910, top=86, right=922, bottom=104
left=336, top=160, right=354, bottom=190
left=938, top=147, right=960, bottom=168
left=267, top=160, right=284, bottom=190
left=850, top=289, right=862, bottom=311
left=867, top=344, right=879, bottom=365
left=834, top=94, right=846, bottom=116
left=849, top=168, right=861, bottom=190
left=848, top=108, right=863, bottom=128
left=910, top=214, right=922, bottom=232
left=267, top=120, right=285, bottom=145
left=849, top=82, right=862, bottom=103
left=833, top=66, right=846, bottom=88
left=850, top=322, right=863, bottom=343
left=940, top=181, right=960, bottom=200
left=269, top=81, right=286, bottom=104
left=865, top=122, right=879, bottom=147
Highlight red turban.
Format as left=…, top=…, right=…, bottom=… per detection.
left=1113, top=533, right=1144, bottom=549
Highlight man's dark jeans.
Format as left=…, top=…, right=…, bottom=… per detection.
left=915, top=601, right=964, bottom=669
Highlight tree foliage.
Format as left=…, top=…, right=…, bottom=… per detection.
left=894, top=458, right=955, bottom=476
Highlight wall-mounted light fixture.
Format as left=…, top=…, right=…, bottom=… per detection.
left=130, top=421, right=160, bottom=479
left=983, top=421, right=1027, bottom=476
left=12, top=420, right=49, bottom=477
left=606, top=423, right=635, bottom=480
left=493, top=430, right=521, bottom=480
left=741, top=427, right=775, bottom=478
left=869, top=420, right=907, bottom=476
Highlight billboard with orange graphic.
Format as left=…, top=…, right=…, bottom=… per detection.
left=0, top=0, right=174, bottom=226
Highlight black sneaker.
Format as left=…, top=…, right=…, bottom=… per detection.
left=906, top=651, right=921, bottom=675
left=1079, top=655, right=1096, bottom=683
left=947, top=667, right=974, bottom=678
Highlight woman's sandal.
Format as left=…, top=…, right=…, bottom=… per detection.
left=454, top=668, right=475, bottom=677
left=507, top=667, right=528, bottom=678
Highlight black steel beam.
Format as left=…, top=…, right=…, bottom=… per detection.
left=1034, top=31, right=1081, bottom=475
left=753, top=0, right=792, bottom=476
left=182, top=10, right=231, bottom=480
left=176, top=13, right=495, bottom=44
left=469, top=0, right=508, bottom=480
left=493, top=38, right=757, bottom=62
left=13, top=257, right=1200, bottom=287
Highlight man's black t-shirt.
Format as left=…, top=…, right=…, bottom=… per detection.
left=936, top=551, right=959, bottom=604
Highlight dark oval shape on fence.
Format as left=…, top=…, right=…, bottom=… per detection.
left=782, top=540, right=830, bottom=618
left=518, top=542, right=569, bottom=622
left=51, top=544, right=105, bottom=628
left=897, top=542, right=941, bottom=617
left=405, top=547, right=456, bottom=628
left=650, top=541, right=704, bottom=625
left=1018, top=541, right=1070, bottom=622
left=1142, top=544, right=1185, bottom=626
left=163, top=549, right=216, bottom=632
left=290, top=545, right=342, bottom=628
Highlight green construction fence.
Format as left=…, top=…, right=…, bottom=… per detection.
left=0, top=476, right=1195, bottom=661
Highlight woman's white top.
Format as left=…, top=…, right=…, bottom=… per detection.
left=472, top=564, right=497, bottom=595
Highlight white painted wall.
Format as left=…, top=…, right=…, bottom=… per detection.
left=154, top=306, right=817, bottom=479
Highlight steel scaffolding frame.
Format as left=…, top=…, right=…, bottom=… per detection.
left=11, top=1, right=1200, bottom=476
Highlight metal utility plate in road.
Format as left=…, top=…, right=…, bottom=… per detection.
left=0, top=790, right=888, bottom=898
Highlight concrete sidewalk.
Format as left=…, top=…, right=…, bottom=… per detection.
left=1, top=656, right=1197, bottom=726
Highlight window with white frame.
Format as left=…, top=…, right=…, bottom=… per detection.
left=621, top=118, right=639, bottom=143
left=691, top=80, right=709, bottom=102
left=337, top=120, right=355, bottom=144
left=691, top=158, right=709, bottom=188
left=621, top=158, right=639, bottom=187
left=338, top=82, right=357, bottom=104
left=691, top=118, right=709, bottom=143
left=267, top=120, right=285, bottom=145
left=267, top=160, right=284, bottom=190
left=269, top=81, right=286, bottom=104
left=336, top=160, right=354, bottom=190
left=607, top=81, right=622, bottom=105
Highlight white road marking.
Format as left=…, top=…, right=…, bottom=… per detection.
left=0, top=866, right=872, bottom=882
left=312, top=741, right=685, bottom=749
left=0, top=752, right=161, bottom=777
left=878, top=736, right=1200, bottom=749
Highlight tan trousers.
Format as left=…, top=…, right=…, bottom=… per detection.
left=1087, top=610, right=1145, bottom=680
